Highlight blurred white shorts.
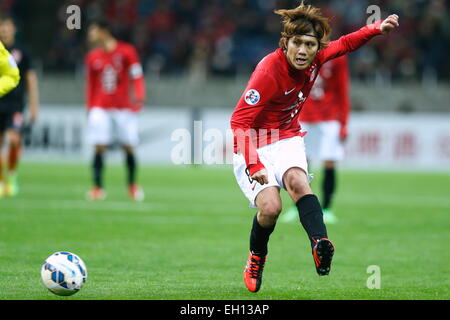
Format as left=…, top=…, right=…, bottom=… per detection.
left=233, top=136, right=309, bottom=208
left=301, top=120, right=344, bottom=162
left=87, top=107, right=139, bottom=147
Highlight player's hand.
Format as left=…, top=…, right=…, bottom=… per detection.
left=131, top=100, right=144, bottom=112
left=251, top=169, right=269, bottom=185
left=339, top=126, right=348, bottom=142
left=380, top=14, right=399, bottom=34
left=29, top=104, right=39, bottom=123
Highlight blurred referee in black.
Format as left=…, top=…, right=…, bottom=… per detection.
left=0, top=16, right=39, bottom=198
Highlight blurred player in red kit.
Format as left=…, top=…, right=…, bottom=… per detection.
left=85, top=20, right=146, bottom=201
left=230, top=2, right=399, bottom=292
left=281, top=55, right=350, bottom=224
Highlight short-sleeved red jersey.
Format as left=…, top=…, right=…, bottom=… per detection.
left=85, top=41, right=145, bottom=111
left=230, top=23, right=382, bottom=175
left=300, top=55, right=350, bottom=137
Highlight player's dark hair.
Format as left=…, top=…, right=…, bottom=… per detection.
left=89, top=18, right=114, bottom=35
left=275, top=1, right=331, bottom=50
left=0, top=15, right=16, bottom=25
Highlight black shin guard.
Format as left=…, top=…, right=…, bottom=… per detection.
left=93, top=152, right=104, bottom=188
left=296, top=194, right=328, bottom=247
left=126, top=152, right=136, bottom=186
left=249, top=214, right=275, bottom=256
left=322, top=167, right=336, bottom=209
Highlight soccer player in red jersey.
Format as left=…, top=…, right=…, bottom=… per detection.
left=230, top=3, right=399, bottom=292
left=85, top=20, right=146, bottom=201
left=281, top=55, right=350, bottom=224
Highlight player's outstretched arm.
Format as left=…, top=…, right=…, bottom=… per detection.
left=318, top=14, right=400, bottom=63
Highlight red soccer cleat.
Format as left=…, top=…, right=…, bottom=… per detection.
left=312, top=238, right=335, bottom=276
left=87, top=187, right=106, bottom=201
left=243, top=252, right=266, bottom=293
left=129, top=184, right=144, bottom=202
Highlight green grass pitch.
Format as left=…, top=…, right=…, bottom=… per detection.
left=0, top=163, right=449, bottom=300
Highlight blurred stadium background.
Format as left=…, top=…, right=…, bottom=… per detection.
left=0, top=0, right=449, bottom=300
left=2, top=0, right=450, bottom=168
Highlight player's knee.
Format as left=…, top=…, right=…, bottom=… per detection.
left=324, top=160, right=336, bottom=169
left=7, top=132, right=21, bottom=147
left=95, top=145, right=107, bottom=153
left=258, top=199, right=282, bottom=220
left=122, top=145, right=134, bottom=154
left=283, top=167, right=311, bottom=199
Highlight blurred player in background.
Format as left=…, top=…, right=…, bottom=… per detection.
left=0, top=17, right=38, bottom=199
left=0, top=41, right=19, bottom=97
left=230, top=2, right=399, bottom=293
left=85, top=20, right=146, bottom=201
left=281, top=55, right=350, bottom=224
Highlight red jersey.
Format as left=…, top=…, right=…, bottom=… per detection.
left=85, top=41, right=145, bottom=111
left=300, top=55, right=350, bottom=135
left=230, top=22, right=382, bottom=175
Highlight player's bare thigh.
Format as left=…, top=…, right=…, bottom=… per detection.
left=282, top=167, right=313, bottom=202
left=323, top=160, right=336, bottom=169
left=121, top=145, right=134, bottom=154
left=254, top=186, right=282, bottom=227
left=94, top=145, right=108, bottom=155
left=7, top=129, right=21, bottom=147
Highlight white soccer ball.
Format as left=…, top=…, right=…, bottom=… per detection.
left=41, top=251, right=87, bottom=296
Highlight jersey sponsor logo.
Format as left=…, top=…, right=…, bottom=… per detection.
left=101, top=65, right=118, bottom=93
left=244, top=89, right=260, bottom=105
left=284, top=87, right=296, bottom=95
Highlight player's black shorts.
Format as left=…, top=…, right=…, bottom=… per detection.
left=0, top=112, right=25, bottom=133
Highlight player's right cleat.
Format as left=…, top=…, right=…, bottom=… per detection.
left=129, top=184, right=144, bottom=202
left=0, top=182, right=5, bottom=199
left=87, top=187, right=106, bottom=201
left=243, top=252, right=266, bottom=293
left=312, top=238, right=335, bottom=276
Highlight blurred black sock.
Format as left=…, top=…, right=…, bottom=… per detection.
left=249, top=214, right=275, bottom=256
left=126, top=152, right=136, bottom=186
left=93, top=152, right=104, bottom=188
left=322, top=167, right=336, bottom=209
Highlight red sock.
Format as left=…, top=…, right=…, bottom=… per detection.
left=8, top=145, right=21, bottom=173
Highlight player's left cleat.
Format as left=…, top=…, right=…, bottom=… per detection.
left=243, top=252, right=266, bottom=293
left=5, top=174, right=19, bottom=197
left=312, top=238, right=335, bottom=276
left=129, top=184, right=144, bottom=202
left=0, top=182, right=5, bottom=199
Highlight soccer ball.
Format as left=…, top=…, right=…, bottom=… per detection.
left=41, top=251, right=87, bottom=296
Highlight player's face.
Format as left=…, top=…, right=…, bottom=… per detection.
left=0, top=20, right=16, bottom=45
left=285, top=34, right=319, bottom=70
left=87, top=25, right=103, bottom=45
